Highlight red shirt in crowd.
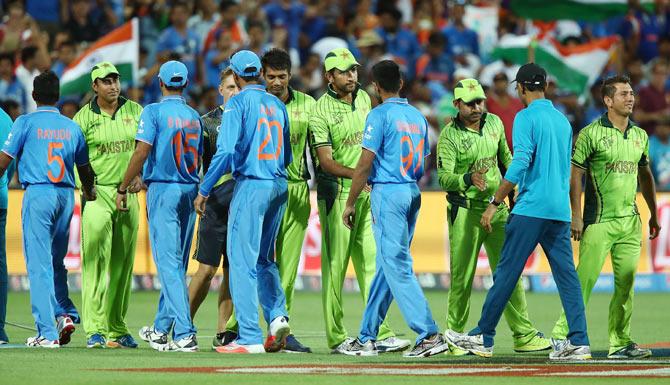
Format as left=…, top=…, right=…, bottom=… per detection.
left=486, top=94, right=524, bottom=151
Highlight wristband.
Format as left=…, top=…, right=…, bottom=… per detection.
left=117, top=188, right=127, bottom=195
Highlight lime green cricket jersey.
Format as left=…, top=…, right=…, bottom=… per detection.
left=73, top=96, right=142, bottom=186
left=572, top=114, right=649, bottom=225
left=285, top=88, right=315, bottom=181
left=309, top=86, right=371, bottom=198
left=437, top=112, right=512, bottom=205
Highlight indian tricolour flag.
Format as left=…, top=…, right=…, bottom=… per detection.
left=492, top=34, right=619, bottom=95
left=60, top=18, right=139, bottom=96
left=509, top=0, right=654, bottom=21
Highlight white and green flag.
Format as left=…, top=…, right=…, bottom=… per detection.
left=60, top=18, right=139, bottom=96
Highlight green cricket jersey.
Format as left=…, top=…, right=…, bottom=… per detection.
left=437, top=112, right=512, bottom=206
left=285, top=88, right=315, bottom=181
left=309, top=86, right=371, bottom=198
left=73, top=96, right=143, bottom=185
left=572, top=114, right=649, bottom=225
left=201, top=106, right=233, bottom=187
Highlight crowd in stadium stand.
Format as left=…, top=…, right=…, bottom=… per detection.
left=0, top=0, right=669, bottom=191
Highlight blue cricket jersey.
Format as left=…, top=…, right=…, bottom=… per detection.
left=199, top=84, right=291, bottom=197
left=362, top=97, right=430, bottom=184
left=0, top=108, right=13, bottom=208
left=136, top=96, right=203, bottom=184
left=504, top=99, right=572, bottom=222
left=2, top=106, right=89, bottom=188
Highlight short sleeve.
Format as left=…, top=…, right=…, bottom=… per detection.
left=422, top=116, right=431, bottom=158
left=136, top=106, right=157, bottom=145
left=2, top=116, right=27, bottom=158
left=309, top=106, right=331, bottom=148
left=362, top=110, right=383, bottom=154
left=639, top=131, right=650, bottom=167
left=571, top=128, right=593, bottom=170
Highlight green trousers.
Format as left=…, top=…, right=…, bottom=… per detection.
left=81, top=185, right=139, bottom=339
left=225, top=180, right=311, bottom=331
left=447, top=203, right=538, bottom=343
left=319, top=193, right=394, bottom=349
left=552, top=215, right=642, bottom=353
left=275, top=181, right=311, bottom=315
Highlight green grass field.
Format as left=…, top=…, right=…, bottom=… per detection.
left=2, top=290, right=669, bottom=384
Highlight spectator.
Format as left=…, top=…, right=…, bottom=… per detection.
left=203, top=1, right=247, bottom=54
left=620, top=0, right=662, bottom=63
left=582, top=80, right=607, bottom=127
left=51, top=40, right=77, bottom=78
left=15, top=46, right=42, bottom=113
left=650, top=123, right=670, bottom=191
left=479, top=58, right=520, bottom=96
left=204, top=28, right=234, bottom=88
left=375, top=6, right=421, bottom=77
left=126, top=0, right=170, bottom=68
left=355, top=30, right=393, bottom=85
left=0, top=1, right=39, bottom=54
left=245, top=21, right=267, bottom=57
left=442, top=0, right=479, bottom=58
left=415, top=31, right=454, bottom=85
left=296, top=51, right=323, bottom=96
left=187, top=0, right=221, bottom=42
left=263, top=0, right=306, bottom=51
left=65, top=0, right=105, bottom=43
left=485, top=72, right=524, bottom=150
left=0, top=54, right=27, bottom=113
left=24, top=0, right=63, bottom=36
left=635, top=60, right=669, bottom=135
left=156, top=1, right=201, bottom=86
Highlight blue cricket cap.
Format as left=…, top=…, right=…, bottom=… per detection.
left=229, top=50, right=261, bottom=77
left=158, top=60, right=188, bottom=87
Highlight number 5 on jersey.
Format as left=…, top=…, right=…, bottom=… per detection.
left=48, top=141, right=65, bottom=183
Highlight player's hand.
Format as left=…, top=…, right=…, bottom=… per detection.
left=649, top=215, right=661, bottom=240
left=116, top=191, right=128, bottom=212
left=128, top=176, right=143, bottom=194
left=507, top=189, right=516, bottom=210
left=571, top=215, right=584, bottom=241
left=364, top=184, right=372, bottom=193
left=342, top=204, right=356, bottom=230
left=471, top=168, right=488, bottom=191
left=82, top=186, right=97, bottom=202
left=194, top=194, right=208, bottom=216
left=480, top=204, right=496, bottom=233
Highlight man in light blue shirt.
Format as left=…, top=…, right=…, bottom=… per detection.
left=194, top=50, right=292, bottom=354
left=339, top=60, right=449, bottom=358
left=0, top=107, right=13, bottom=344
left=446, top=63, right=590, bottom=360
left=116, top=60, right=203, bottom=352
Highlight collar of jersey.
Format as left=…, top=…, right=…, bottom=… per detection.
left=453, top=112, right=487, bottom=135
left=599, top=113, right=635, bottom=137
left=36, top=106, right=59, bottom=113
left=384, top=97, right=408, bottom=104
left=326, top=83, right=361, bottom=111
left=90, top=96, right=128, bottom=118
left=284, top=87, right=295, bottom=104
left=161, top=95, right=186, bottom=103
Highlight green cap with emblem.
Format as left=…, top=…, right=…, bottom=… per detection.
left=91, top=61, right=120, bottom=82
left=324, top=48, right=360, bottom=72
left=454, top=78, right=486, bottom=103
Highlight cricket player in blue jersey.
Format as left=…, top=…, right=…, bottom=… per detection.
left=0, top=107, right=14, bottom=345
left=340, top=60, right=450, bottom=358
left=194, top=50, right=292, bottom=354
left=116, top=60, right=203, bottom=352
left=0, top=71, right=96, bottom=347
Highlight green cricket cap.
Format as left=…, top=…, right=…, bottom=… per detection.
left=91, top=61, right=120, bottom=82
left=324, top=48, right=360, bottom=72
left=453, top=78, right=486, bottom=103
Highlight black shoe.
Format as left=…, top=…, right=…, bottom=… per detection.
left=212, top=331, right=238, bottom=349
left=283, top=334, right=312, bottom=353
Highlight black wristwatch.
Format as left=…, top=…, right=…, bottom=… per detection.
left=488, top=196, right=501, bottom=206
left=117, top=187, right=127, bottom=195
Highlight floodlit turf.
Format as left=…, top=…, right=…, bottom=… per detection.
left=2, top=290, right=669, bottom=384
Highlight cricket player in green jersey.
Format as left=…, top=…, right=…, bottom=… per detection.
left=309, top=48, right=409, bottom=353
left=74, top=62, right=143, bottom=349
left=551, top=75, right=661, bottom=359
left=437, top=78, right=550, bottom=354
left=188, top=67, right=238, bottom=350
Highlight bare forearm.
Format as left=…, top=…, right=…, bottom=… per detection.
left=570, top=172, right=584, bottom=217
left=639, top=168, right=658, bottom=217
left=120, top=150, right=149, bottom=190
left=76, top=164, right=96, bottom=191
left=321, top=158, right=355, bottom=179
left=346, top=162, right=370, bottom=207
left=492, top=178, right=515, bottom=203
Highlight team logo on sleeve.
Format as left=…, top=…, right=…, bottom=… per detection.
left=5, top=133, right=11, bottom=145
left=364, top=125, right=374, bottom=140
left=137, top=119, right=145, bottom=134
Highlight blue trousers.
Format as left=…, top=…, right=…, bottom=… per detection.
left=146, top=182, right=197, bottom=340
left=359, top=184, right=438, bottom=345
left=228, top=178, right=289, bottom=345
left=53, top=207, right=79, bottom=324
left=0, top=208, right=7, bottom=341
left=22, top=185, right=74, bottom=340
left=471, top=214, right=589, bottom=347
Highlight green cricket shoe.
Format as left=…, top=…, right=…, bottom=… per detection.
left=513, top=332, right=551, bottom=353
